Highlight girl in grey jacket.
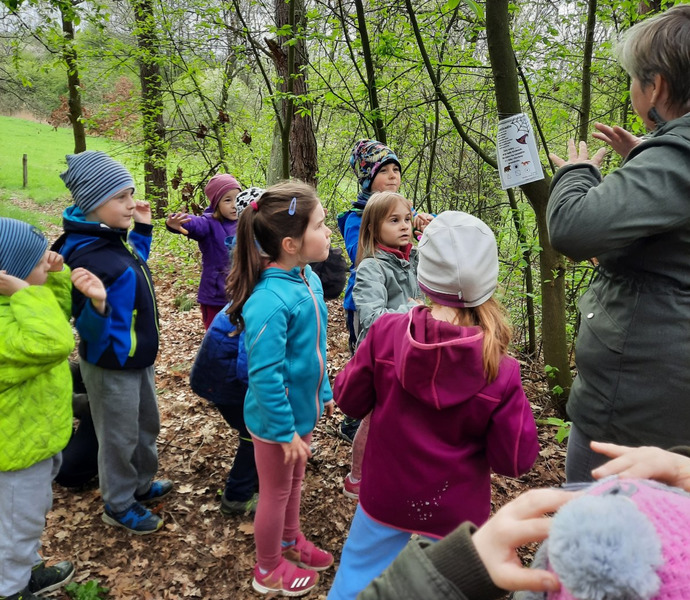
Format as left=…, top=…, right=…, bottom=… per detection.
left=343, top=192, right=424, bottom=500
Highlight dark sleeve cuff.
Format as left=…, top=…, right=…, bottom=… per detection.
left=133, top=222, right=154, bottom=235
left=549, top=162, right=601, bottom=192
left=424, top=522, right=505, bottom=600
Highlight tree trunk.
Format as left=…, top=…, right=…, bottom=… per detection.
left=132, top=0, right=168, bottom=216
left=59, top=1, right=86, bottom=153
left=267, top=0, right=318, bottom=185
left=486, top=0, right=572, bottom=411
left=578, top=0, right=597, bottom=142
left=353, top=0, right=386, bottom=143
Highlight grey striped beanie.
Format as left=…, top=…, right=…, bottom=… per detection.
left=60, top=151, right=135, bottom=215
left=0, top=217, right=48, bottom=280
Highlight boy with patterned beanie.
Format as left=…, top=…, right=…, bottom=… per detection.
left=0, top=218, right=106, bottom=600
left=53, top=151, right=173, bottom=535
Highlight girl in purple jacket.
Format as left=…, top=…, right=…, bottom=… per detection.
left=327, top=211, right=539, bottom=600
left=166, top=174, right=241, bottom=329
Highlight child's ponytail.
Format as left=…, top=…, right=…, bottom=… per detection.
left=465, top=300, right=512, bottom=382
left=225, top=180, right=318, bottom=330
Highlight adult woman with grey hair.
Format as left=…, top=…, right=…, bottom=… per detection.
left=547, top=5, right=690, bottom=483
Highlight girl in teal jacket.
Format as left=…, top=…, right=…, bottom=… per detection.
left=226, top=181, right=334, bottom=598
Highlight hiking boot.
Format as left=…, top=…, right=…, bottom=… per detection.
left=102, top=501, right=163, bottom=534
left=0, top=586, right=42, bottom=600
left=338, top=417, right=360, bottom=444
left=29, top=560, right=74, bottom=595
left=220, top=492, right=258, bottom=516
left=252, top=558, right=318, bottom=597
left=282, top=533, right=333, bottom=571
left=134, top=479, right=173, bottom=504
left=343, top=473, right=360, bottom=499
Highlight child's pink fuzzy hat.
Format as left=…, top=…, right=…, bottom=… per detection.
left=204, top=174, right=241, bottom=211
left=518, top=478, right=690, bottom=600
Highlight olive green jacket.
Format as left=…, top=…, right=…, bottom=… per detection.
left=548, top=113, right=690, bottom=448
left=0, top=269, right=75, bottom=471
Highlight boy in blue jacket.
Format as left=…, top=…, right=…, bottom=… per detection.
left=54, top=151, right=173, bottom=535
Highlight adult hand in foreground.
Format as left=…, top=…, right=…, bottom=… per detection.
left=473, top=488, right=578, bottom=593
left=591, top=122, right=641, bottom=159
left=591, top=441, right=690, bottom=492
left=549, top=139, right=607, bottom=169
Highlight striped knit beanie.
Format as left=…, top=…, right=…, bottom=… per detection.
left=60, top=151, right=135, bottom=215
left=204, top=174, right=241, bottom=211
left=0, top=217, right=48, bottom=280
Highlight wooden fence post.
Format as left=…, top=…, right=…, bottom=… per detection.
left=23, top=154, right=28, bottom=188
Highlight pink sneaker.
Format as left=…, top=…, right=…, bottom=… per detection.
left=282, top=533, right=334, bottom=571
left=343, top=473, right=360, bottom=499
left=252, top=558, right=318, bottom=597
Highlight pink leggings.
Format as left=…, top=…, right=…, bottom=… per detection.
left=252, top=433, right=312, bottom=571
left=350, top=413, right=371, bottom=480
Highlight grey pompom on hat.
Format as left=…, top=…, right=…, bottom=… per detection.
left=0, top=217, right=49, bottom=280
left=416, top=211, right=498, bottom=308
left=60, top=151, right=135, bottom=215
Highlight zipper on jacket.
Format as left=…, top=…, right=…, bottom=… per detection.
left=120, top=238, right=160, bottom=335
left=129, top=309, right=138, bottom=357
left=301, top=270, right=325, bottom=426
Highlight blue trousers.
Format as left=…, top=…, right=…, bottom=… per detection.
left=215, top=402, right=258, bottom=502
left=328, top=505, right=435, bottom=600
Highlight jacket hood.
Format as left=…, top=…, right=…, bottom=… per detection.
left=57, top=205, right=127, bottom=261
left=393, top=305, right=487, bottom=408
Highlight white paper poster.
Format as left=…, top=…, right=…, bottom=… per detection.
left=496, top=113, right=544, bottom=190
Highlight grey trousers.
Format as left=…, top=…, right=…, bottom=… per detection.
left=564, top=423, right=610, bottom=484
left=80, top=362, right=160, bottom=512
left=0, top=455, right=61, bottom=596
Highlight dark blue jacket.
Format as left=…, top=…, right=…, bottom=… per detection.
left=337, top=209, right=363, bottom=311
left=189, top=304, right=248, bottom=406
left=53, top=206, right=159, bottom=370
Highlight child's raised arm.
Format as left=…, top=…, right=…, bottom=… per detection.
left=165, top=212, right=192, bottom=235
left=71, top=267, right=107, bottom=315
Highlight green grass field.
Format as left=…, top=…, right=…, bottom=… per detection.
left=0, top=115, right=142, bottom=227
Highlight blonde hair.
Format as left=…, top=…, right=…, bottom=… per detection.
left=434, top=298, right=512, bottom=382
left=356, top=192, right=412, bottom=266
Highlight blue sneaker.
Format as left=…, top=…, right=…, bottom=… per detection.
left=102, top=501, right=163, bottom=535
left=134, top=479, right=173, bottom=504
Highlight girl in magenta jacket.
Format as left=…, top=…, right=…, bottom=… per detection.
left=328, top=211, right=539, bottom=600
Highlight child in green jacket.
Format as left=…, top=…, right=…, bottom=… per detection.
left=0, top=218, right=105, bottom=600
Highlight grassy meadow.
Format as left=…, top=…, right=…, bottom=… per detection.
left=0, top=115, right=139, bottom=228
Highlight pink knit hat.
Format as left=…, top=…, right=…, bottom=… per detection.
left=204, top=174, right=241, bottom=211
left=519, top=478, right=690, bottom=600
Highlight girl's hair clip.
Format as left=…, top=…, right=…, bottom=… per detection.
left=250, top=200, right=259, bottom=212
left=288, top=197, right=297, bottom=216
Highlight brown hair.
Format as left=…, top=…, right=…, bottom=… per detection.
left=356, top=192, right=412, bottom=266
left=432, top=298, right=513, bottom=382
left=618, top=5, right=690, bottom=116
left=225, top=180, right=318, bottom=331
